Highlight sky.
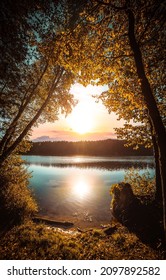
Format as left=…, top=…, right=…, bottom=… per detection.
left=30, top=83, right=124, bottom=142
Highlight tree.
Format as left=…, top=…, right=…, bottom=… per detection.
left=0, top=0, right=85, bottom=165
left=60, top=0, right=166, bottom=243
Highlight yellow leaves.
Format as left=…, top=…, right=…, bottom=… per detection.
left=87, top=16, right=96, bottom=23
left=124, top=168, right=155, bottom=200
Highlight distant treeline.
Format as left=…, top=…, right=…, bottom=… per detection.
left=25, top=139, right=153, bottom=156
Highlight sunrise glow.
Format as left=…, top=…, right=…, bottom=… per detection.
left=31, top=83, right=124, bottom=141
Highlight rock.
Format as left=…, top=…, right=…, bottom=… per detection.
left=110, top=182, right=162, bottom=247
left=111, top=183, right=138, bottom=224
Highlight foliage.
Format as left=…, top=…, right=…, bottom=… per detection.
left=0, top=156, right=37, bottom=227
left=0, top=221, right=161, bottom=260
left=0, top=0, right=165, bottom=250
left=0, top=0, right=86, bottom=164
left=124, top=168, right=156, bottom=201
left=59, top=0, right=165, bottom=147
left=59, top=0, right=166, bottom=239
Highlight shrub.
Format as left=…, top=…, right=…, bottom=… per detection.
left=123, top=168, right=156, bottom=202
left=110, top=170, right=162, bottom=247
left=0, top=155, right=38, bottom=228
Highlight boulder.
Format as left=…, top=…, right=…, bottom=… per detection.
left=111, top=182, right=162, bottom=247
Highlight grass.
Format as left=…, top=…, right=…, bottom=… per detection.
left=0, top=220, right=163, bottom=260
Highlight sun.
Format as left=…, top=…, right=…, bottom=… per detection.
left=66, top=83, right=106, bottom=135
left=67, top=84, right=96, bottom=134
left=67, top=106, right=93, bottom=134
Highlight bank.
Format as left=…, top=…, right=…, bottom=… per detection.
left=0, top=218, right=163, bottom=260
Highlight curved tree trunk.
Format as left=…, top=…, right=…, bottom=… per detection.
left=0, top=62, right=49, bottom=155
left=127, top=8, right=166, bottom=246
left=0, top=68, right=64, bottom=167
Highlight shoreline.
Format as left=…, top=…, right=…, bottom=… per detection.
left=33, top=214, right=112, bottom=231
left=33, top=216, right=74, bottom=229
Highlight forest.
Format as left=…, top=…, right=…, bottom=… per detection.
left=0, top=0, right=165, bottom=260
left=26, top=139, right=153, bottom=156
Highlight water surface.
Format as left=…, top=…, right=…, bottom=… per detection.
left=23, top=155, right=154, bottom=227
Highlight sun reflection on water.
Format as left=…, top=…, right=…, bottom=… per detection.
left=73, top=157, right=82, bottom=163
left=72, top=177, right=90, bottom=199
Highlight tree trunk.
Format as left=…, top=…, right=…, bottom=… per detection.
left=0, top=68, right=64, bottom=166
left=127, top=9, right=166, bottom=246
left=0, top=61, right=49, bottom=155
left=152, top=135, right=162, bottom=205
left=149, top=119, right=162, bottom=205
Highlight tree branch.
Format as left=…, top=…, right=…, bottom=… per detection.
left=0, top=67, right=64, bottom=164
left=138, top=1, right=163, bottom=43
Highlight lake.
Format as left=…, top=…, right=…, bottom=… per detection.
left=23, top=155, right=155, bottom=228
